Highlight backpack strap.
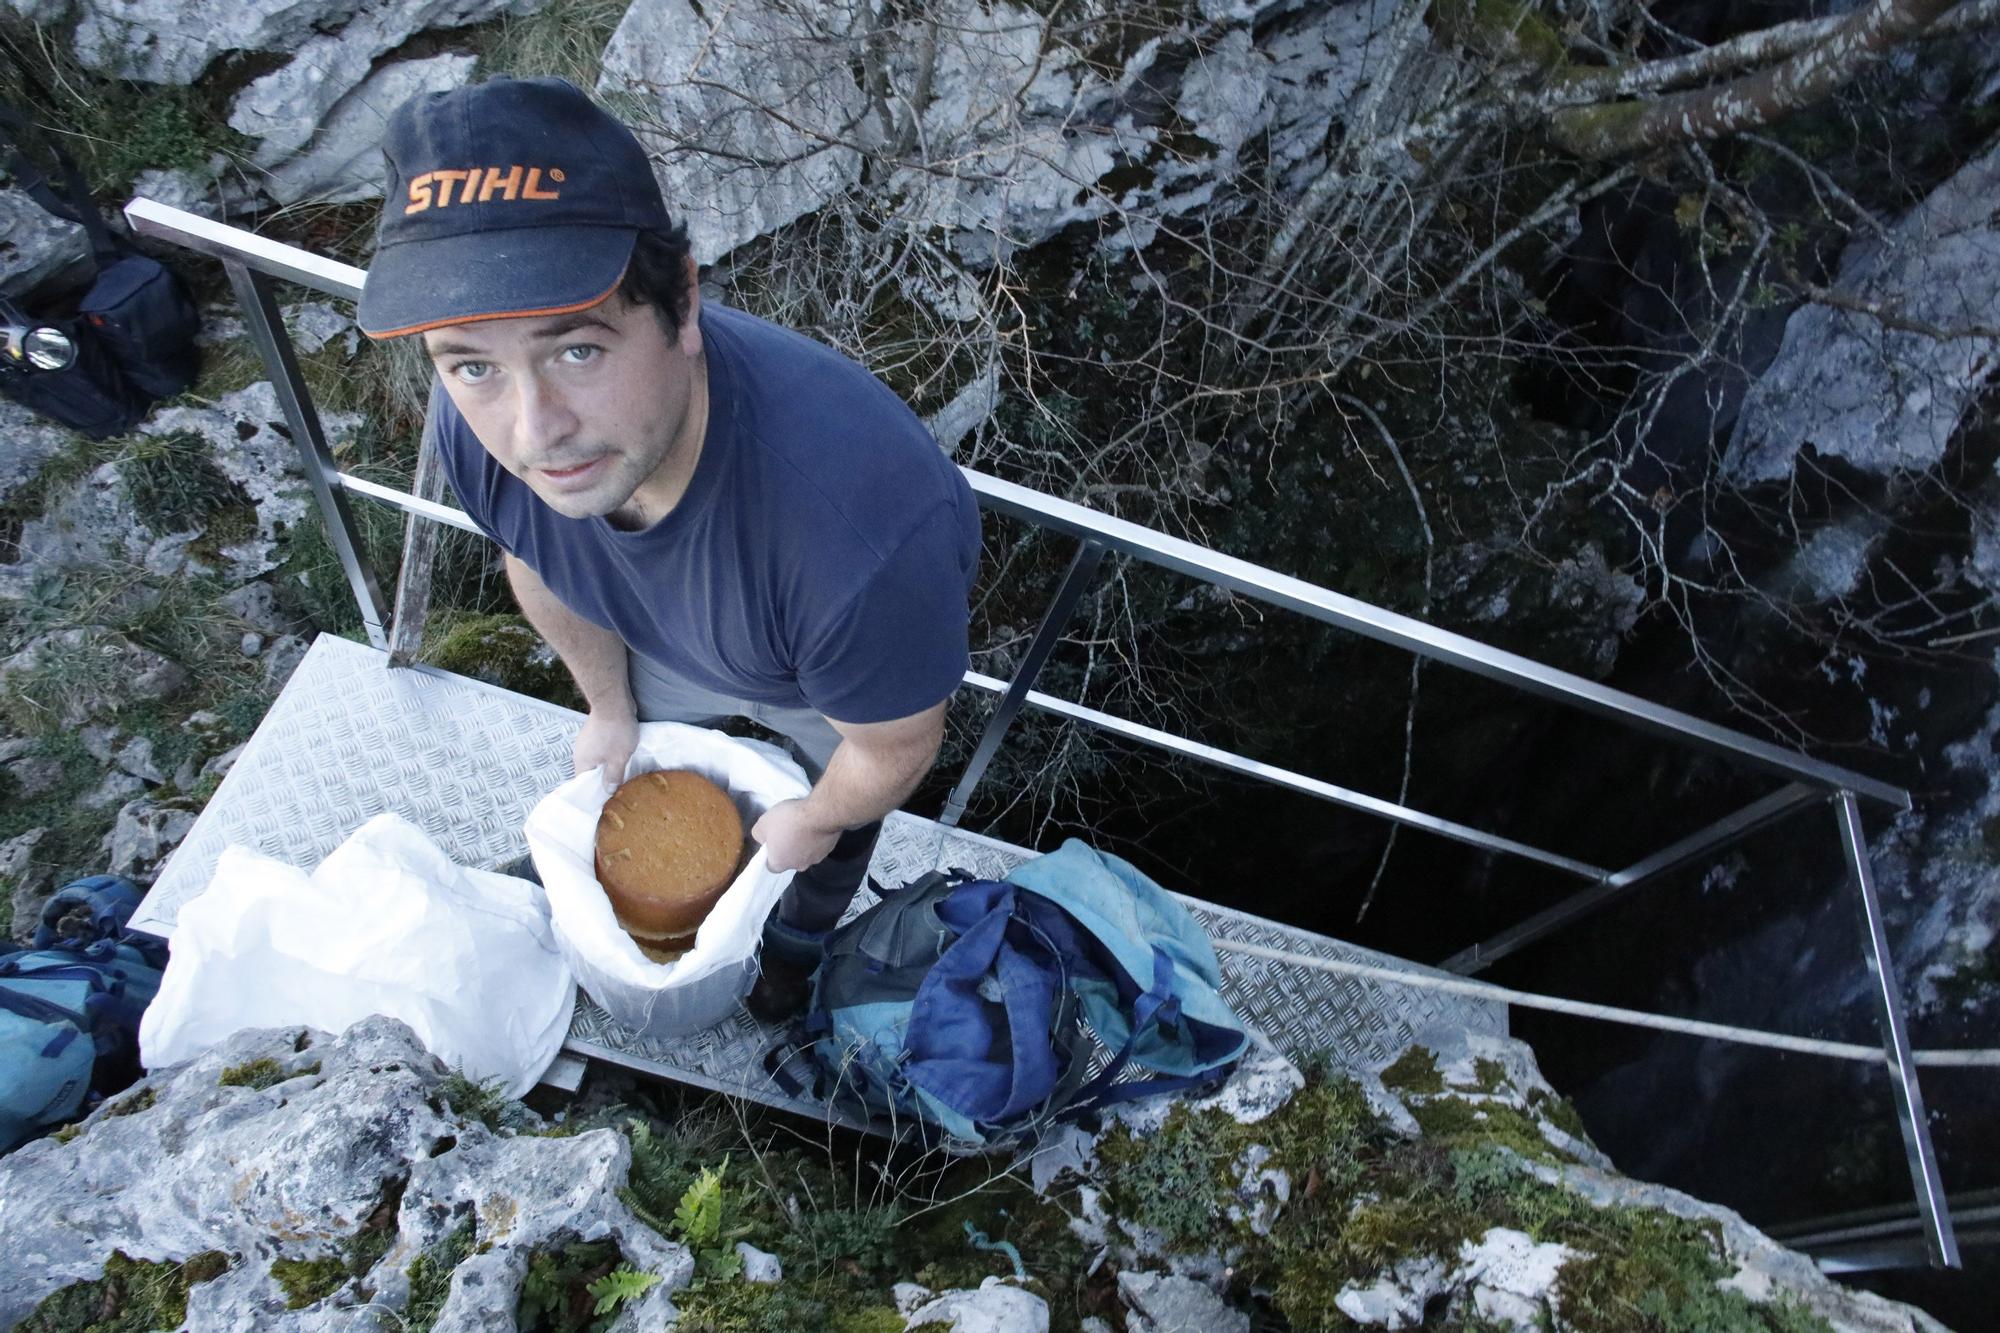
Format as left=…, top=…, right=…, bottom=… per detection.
left=904, top=880, right=1065, bottom=1127
left=0, top=97, right=120, bottom=265
left=0, top=983, right=90, bottom=1059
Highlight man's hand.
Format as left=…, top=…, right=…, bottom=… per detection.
left=752, top=798, right=843, bottom=873
left=574, top=708, right=639, bottom=793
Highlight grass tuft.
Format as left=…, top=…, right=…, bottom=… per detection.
left=218, top=1057, right=318, bottom=1090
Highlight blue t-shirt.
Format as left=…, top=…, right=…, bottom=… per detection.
left=433, top=302, right=981, bottom=724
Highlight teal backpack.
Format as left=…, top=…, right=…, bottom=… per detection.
left=0, top=875, right=167, bottom=1153
left=768, top=840, right=1249, bottom=1148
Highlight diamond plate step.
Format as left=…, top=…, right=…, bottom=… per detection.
left=140, top=634, right=1504, bottom=1123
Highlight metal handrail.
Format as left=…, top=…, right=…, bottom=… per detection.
left=124, top=196, right=1958, bottom=1268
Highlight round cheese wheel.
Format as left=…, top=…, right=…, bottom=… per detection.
left=593, top=769, right=744, bottom=939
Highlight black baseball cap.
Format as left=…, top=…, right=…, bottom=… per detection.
left=357, top=77, right=671, bottom=340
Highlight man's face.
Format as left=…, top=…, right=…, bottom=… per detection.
left=423, top=285, right=702, bottom=524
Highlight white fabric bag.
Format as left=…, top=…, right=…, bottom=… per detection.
left=138, top=813, right=576, bottom=1099
left=523, top=721, right=811, bottom=1041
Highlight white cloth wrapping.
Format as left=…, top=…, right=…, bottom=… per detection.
left=138, top=814, right=576, bottom=1099
left=524, top=721, right=811, bottom=1040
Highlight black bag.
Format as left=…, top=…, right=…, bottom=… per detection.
left=0, top=100, right=200, bottom=438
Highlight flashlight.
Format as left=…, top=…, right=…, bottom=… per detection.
left=1, top=323, right=76, bottom=371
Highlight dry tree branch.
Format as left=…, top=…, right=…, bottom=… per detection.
left=1549, top=0, right=1968, bottom=157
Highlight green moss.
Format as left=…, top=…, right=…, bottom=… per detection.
left=1466, top=1058, right=1508, bottom=1094
left=218, top=1057, right=318, bottom=1090
left=1094, top=1102, right=1240, bottom=1249
left=405, top=1217, right=479, bottom=1333
left=672, top=1278, right=897, bottom=1333
left=51, top=1123, right=84, bottom=1145
left=1553, top=1204, right=1830, bottom=1333
left=1527, top=1086, right=1591, bottom=1143
left=103, top=1088, right=155, bottom=1118
left=14, top=1249, right=233, bottom=1332
left=1547, top=98, right=1654, bottom=159
left=425, top=613, right=585, bottom=709
left=271, top=1254, right=349, bottom=1309
left=1409, top=1096, right=1571, bottom=1164
left=1344, top=1194, right=1481, bottom=1270
left=1380, top=1046, right=1446, bottom=1094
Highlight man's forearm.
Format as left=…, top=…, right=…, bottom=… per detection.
left=504, top=552, right=635, bottom=716
left=801, top=737, right=936, bottom=832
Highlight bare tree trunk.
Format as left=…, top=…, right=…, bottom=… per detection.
left=1550, top=0, right=1961, bottom=158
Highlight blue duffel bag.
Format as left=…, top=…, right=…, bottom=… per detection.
left=768, top=840, right=1250, bottom=1149
left=0, top=875, right=167, bottom=1153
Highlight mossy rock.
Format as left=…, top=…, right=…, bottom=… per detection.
left=425, top=613, right=584, bottom=710
left=270, top=1254, right=348, bottom=1310
left=1379, top=1047, right=1446, bottom=1094
left=217, top=1057, right=318, bottom=1090
left=405, top=1217, right=479, bottom=1333
left=15, top=1249, right=234, bottom=1332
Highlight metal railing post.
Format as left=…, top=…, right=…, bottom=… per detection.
left=1440, top=783, right=1824, bottom=975
left=223, top=261, right=392, bottom=651
left=939, top=539, right=1105, bottom=827
left=1833, top=790, right=1959, bottom=1268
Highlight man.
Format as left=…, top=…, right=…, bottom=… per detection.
left=355, top=77, right=981, bottom=1022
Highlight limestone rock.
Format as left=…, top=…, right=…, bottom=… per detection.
left=0, top=186, right=92, bottom=299
left=1117, top=1270, right=1248, bottom=1333
left=6, top=750, right=66, bottom=797
left=1454, top=1228, right=1572, bottom=1331
left=101, top=796, right=197, bottom=881
left=1109, top=1041, right=1303, bottom=1137
left=903, top=1274, right=1049, bottom=1331
left=263, top=632, right=309, bottom=688
left=1521, top=1159, right=1951, bottom=1333
left=201, top=741, right=248, bottom=781
left=8, top=460, right=158, bottom=574
left=0, top=629, right=188, bottom=726
left=79, top=723, right=121, bottom=764
left=221, top=579, right=291, bottom=634
left=137, top=380, right=361, bottom=583
left=74, top=0, right=363, bottom=84
left=1729, top=136, right=2000, bottom=483
left=74, top=0, right=517, bottom=90
left=1393, top=1029, right=1615, bottom=1171
left=1333, top=1254, right=1452, bottom=1329
left=82, top=769, right=147, bottom=811
left=284, top=302, right=358, bottom=358
left=736, top=1240, right=782, bottom=1283
left=229, top=1, right=527, bottom=166
left=115, top=735, right=166, bottom=784
left=0, top=1018, right=692, bottom=1329
left=2, top=828, right=53, bottom=944
left=129, top=165, right=250, bottom=221
left=598, top=0, right=867, bottom=264
left=2, top=0, right=72, bottom=24
left=261, top=52, right=481, bottom=206
left=0, top=400, right=75, bottom=510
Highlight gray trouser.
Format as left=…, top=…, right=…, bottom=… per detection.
left=628, top=651, right=878, bottom=934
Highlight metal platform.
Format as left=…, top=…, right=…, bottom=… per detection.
left=138, top=634, right=1504, bottom=1121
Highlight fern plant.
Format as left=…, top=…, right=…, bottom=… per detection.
left=586, top=1266, right=660, bottom=1317
left=673, top=1155, right=748, bottom=1282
